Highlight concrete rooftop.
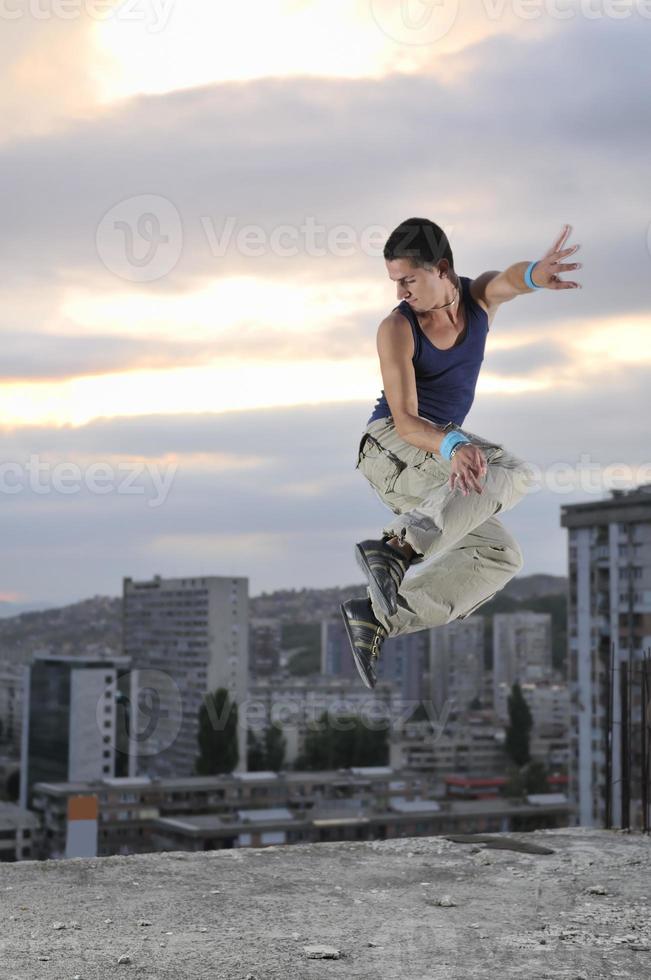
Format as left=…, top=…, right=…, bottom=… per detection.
left=1, top=827, right=651, bottom=979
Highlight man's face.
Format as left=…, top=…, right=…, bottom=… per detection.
left=385, top=258, right=444, bottom=312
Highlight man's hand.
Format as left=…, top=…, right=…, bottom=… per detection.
left=449, top=444, right=487, bottom=495
left=530, top=224, right=582, bottom=290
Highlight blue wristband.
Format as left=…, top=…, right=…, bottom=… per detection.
left=440, top=431, right=471, bottom=460
left=524, top=260, right=544, bottom=289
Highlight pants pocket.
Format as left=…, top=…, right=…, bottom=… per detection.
left=356, top=432, right=407, bottom=495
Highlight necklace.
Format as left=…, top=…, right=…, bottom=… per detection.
left=423, top=275, right=462, bottom=313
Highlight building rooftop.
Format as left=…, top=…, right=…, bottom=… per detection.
left=32, top=767, right=412, bottom=796
left=389, top=798, right=441, bottom=814
left=0, top=801, right=39, bottom=832
left=528, top=793, right=569, bottom=806
left=30, top=653, right=130, bottom=665
left=2, top=828, right=650, bottom=978
left=237, top=807, right=294, bottom=823
left=560, top=483, right=651, bottom=526
left=154, top=814, right=225, bottom=834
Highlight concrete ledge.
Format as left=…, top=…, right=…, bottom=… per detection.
left=1, top=827, right=651, bottom=979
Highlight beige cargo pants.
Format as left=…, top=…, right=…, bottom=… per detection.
left=355, top=416, right=535, bottom=637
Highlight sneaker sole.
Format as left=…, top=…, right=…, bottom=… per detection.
left=354, top=544, right=397, bottom=618
left=339, top=603, right=376, bottom=690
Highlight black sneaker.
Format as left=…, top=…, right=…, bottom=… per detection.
left=354, top=536, right=411, bottom=618
left=340, top=597, right=387, bottom=690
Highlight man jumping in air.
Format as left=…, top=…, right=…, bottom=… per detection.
left=341, top=218, right=581, bottom=689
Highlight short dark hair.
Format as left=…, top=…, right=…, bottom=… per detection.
left=383, top=217, right=454, bottom=271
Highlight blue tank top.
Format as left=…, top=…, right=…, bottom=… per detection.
left=367, top=275, right=488, bottom=427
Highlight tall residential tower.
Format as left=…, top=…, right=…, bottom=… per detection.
left=561, top=485, right=651, bottom=828
left=122, top=575, right=249, bottom=779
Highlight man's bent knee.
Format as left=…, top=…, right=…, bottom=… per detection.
left=488, top=530, right=524, bottom=576
left=505, top=540, right=524, bottom=574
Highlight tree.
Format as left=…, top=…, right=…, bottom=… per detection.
left=524, top=759, right=549, bottom=794
left=505, top=759, right=549, bottom=799
left=247, top=724, right=287, bottom=772
left=504, top=765, right=526, bottom=799
left=405, top=702, right=427, bottom=722
left=247, top=729, right=266, bottom=771
left=195, top=687, right=239, bottom=775
left=296, top=712, right=388, bottom=770
left=504, top=682, right=532, bottom=767
left=264, top=724, right=287, bottom=770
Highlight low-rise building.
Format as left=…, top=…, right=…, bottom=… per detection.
left=0, top=801, right=40, bottom=862
left=29, top=767, right=573, bottom=860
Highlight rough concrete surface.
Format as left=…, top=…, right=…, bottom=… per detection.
left=1, top=827, right=650, bottom=979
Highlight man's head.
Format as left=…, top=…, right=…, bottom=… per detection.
left=383, top=217, right=456, bottom=313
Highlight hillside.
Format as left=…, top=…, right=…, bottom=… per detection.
left=0, top=574, right=567, bottom=670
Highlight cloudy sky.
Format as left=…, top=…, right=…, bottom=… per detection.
left=0, top=0, right=648, bottom=610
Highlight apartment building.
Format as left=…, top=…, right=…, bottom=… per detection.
left=560, top=484, right=651, bottom=827
left=122, top=574, right=249, bottom=778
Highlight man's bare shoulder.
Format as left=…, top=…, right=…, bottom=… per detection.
left=468, top=272, right=502, bottom=328
left=377, top=309, right=414, bottom=359
left=379, top=308, right=408, bottom=327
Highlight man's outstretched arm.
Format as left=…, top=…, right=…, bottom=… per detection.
left=470, top=224, right=582, bottom=315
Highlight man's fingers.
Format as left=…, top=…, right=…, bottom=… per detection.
left=548, top=279, right=581, bottom=289
left=450, top=471, right=466, bottom=494
left=552, top=261, right=582, bottom=272
left=450, top=450, right=487, bottom=495
left=466, top=470, right=481, bottom=488
left=455, top=467, right=483, bottom=495
left=553, top=243, right=580, bottom=260
left=467, top=471, right=483, bottom=494
left=548, top=223, right=572, bottom=255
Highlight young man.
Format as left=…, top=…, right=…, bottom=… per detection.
left=341, top=218, right=581, bottom=689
